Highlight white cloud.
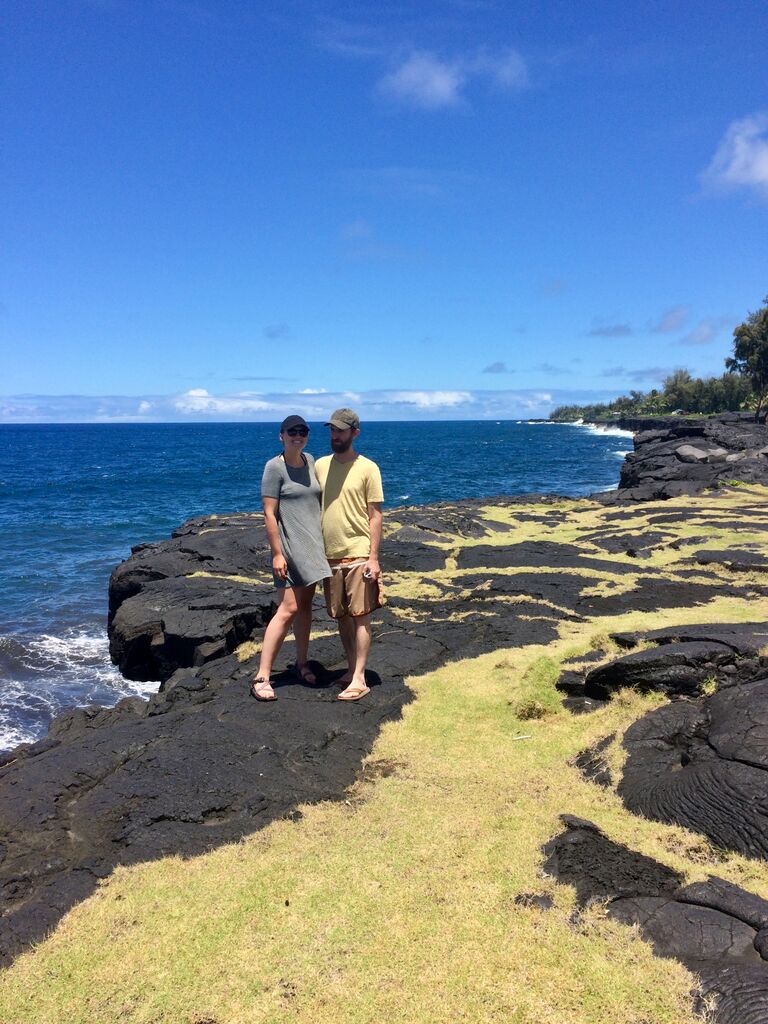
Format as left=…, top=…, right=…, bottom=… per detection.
left=701, top=112, right=768, bottom=199
left=378, top=52, right=465, bottom=110
left=0, top=388, right=629, bottom=423
left=173, top=388, right=275, bottom=415
left=377, top=47, right=528, bottom=110
left=299, top=388, right=328, bottom=394
left=466, top=48, right=529, bottom=89
left=137, top=400, right=152, bottom=414
left=384, top=390, right=472, bottom=408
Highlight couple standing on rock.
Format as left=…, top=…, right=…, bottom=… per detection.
left=250, top=408, right=384, bottom=703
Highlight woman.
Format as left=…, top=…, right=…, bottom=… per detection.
left=250, top=414, right=330, bottom=701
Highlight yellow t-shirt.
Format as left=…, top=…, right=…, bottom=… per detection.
left=314, top=454, right=384, bottom=559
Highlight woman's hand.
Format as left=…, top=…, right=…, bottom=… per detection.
left=272, top=553, right=288, bottom=580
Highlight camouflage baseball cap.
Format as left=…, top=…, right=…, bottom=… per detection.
left=324, top=407, right=360, bottom=430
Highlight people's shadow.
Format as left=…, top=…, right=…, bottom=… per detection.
left=271, top=662, right=382, bottom=692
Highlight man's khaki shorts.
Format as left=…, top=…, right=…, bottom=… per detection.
left=324, top=561, right=385, bottom=619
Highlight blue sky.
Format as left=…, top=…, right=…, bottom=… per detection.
left=2, top=0, right=767, bottom=422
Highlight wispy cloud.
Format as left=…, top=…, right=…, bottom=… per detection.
left=482, top=361, right=514, bottom=374
left=378, top=52, right=465, bottom=110
left=465, top=48, right=529, bottom=90
left=679, top=316, right=732, bottom=346
left=315, top=18, right=388, bottom=59
left=337, top=217, right=414, bottom=262
left=586, top=320, right=633, bottom=338
left=649, top=305, right=689, bottom=333
left=376, top=47, right=528, bottom=111
left=701, top=112, right=768, bottom=200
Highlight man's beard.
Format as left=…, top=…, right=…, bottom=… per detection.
left=331, top=437, right=353, bottom=453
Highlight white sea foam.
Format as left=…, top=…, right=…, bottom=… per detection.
left=26, top=631, right=121, bottom=681
left=580, top=423, right=634, bottom=439
left=26, top=630, right=160, bottom=696
left=0, top=717, right=34, bottom=752
left=2, top=628, right=158, bottom=746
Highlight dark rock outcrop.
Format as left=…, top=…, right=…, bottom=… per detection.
left=563, top=623, right=768, bottom=859
left=595, top=413, right=768, bottom=503
left=619, top=675, right=768, bottom=860
left=585, top=640, right=752, bottom=699
left=542, top=817, right=768, bottom=1023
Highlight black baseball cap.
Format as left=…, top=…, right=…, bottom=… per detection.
left=280, top=414, right=309, bottom=432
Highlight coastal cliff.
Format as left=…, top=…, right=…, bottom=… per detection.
left=598, top=411, right=768, bottom=502
left=2, top=418, right=768, bottom=1022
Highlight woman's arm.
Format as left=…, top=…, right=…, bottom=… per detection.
left=263, top=495, right=288, bottom=580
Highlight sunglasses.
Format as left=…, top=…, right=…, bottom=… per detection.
left=286, top=427, right=309, bottom=436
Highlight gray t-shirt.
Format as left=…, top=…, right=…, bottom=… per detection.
left=261, top=453, right=331, bottom=588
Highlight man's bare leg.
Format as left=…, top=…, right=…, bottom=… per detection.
left=338, top=614, right=371, bottom=698
left=337, top=614, right=356, bottom=683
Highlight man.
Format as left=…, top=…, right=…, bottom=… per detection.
left=314, top=408, right=384, bottom=701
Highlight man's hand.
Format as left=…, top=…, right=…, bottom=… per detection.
left=272, top=553, right=288, bottom=580
left=362, top=557, right=381, bottom=581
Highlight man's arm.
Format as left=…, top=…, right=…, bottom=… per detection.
left=363, top=502, right=382, bottom=580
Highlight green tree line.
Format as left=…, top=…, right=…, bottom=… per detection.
left=550, top=295, right=768, bottom=422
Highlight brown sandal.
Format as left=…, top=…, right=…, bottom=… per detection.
left=250, top=678, right=276, bottom=701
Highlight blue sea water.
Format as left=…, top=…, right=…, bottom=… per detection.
left=0, top=420, right=632, bottom=751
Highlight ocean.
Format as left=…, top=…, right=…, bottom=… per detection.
left=0, top=420, right=632, bottom=751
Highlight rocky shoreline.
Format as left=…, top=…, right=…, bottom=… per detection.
left=2, top=415, right=768, bottom=1020
left=600, top=411, right=768, bottom=502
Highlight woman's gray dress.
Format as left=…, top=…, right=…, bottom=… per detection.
left=261, top=453, right=331, bottom=588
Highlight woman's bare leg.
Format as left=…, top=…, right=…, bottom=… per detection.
left=292, top=584, right=317, bottom=668
left=254, top=588, right=299, bottom=695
